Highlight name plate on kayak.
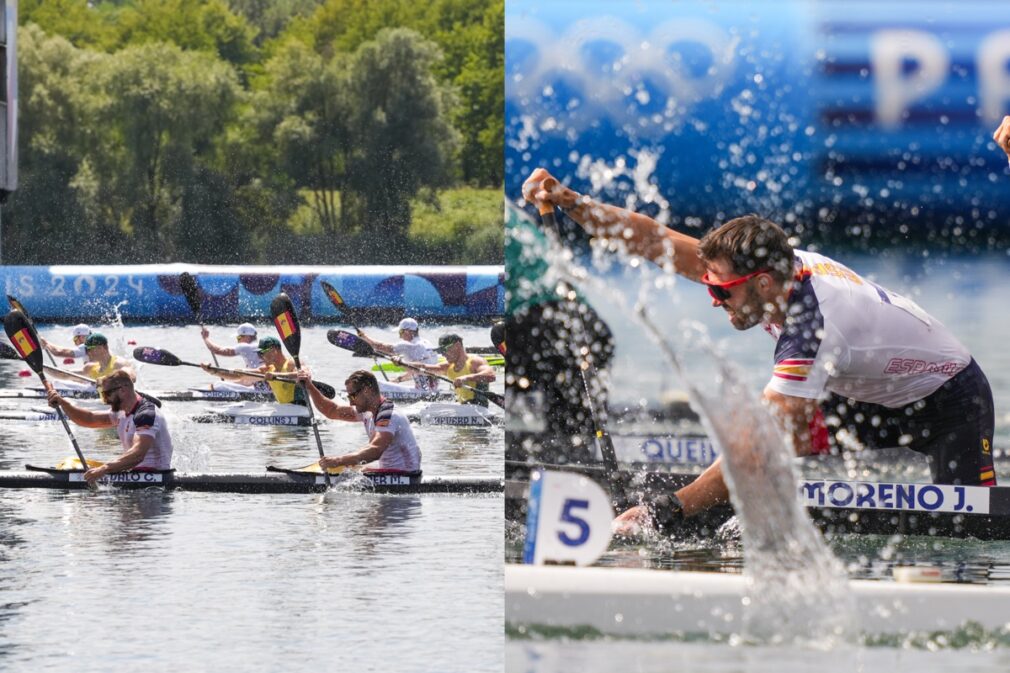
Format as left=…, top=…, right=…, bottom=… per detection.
left=312, top=473, right=414, bottom=486
left=238, top=416, right=303, bottom=426
left=800, top=480, right=990, bottom=514
left=67, top=472, right=167, bottom=484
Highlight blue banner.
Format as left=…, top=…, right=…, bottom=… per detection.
left=506, top=1, right=1010, bottom=232
left=0, top=265, right=504, bottom=322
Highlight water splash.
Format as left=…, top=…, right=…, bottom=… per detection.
left=636, top=308, right=855, bottom=646
left=535, top=214, right=856, bottom=646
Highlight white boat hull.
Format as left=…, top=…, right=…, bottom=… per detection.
left=196, top=402, right=311, bottom=427
left=409, top=402, right=502, bottom=427
left=505, top=564, right=1010, bottom=636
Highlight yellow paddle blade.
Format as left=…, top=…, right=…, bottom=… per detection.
left=294, top=462, right=346, bottom=475
left=56, top=457, right=105, bottom=470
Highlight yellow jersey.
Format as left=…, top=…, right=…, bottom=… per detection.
left=266, top=359, right=306, bottom=405
left=85, top=355, right=119, bottom=380
left=446, top=356, right=489, bottom=407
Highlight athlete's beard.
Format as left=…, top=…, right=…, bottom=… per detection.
left=726, top=284, right=765, bottom=331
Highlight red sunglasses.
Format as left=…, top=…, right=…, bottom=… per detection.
left=701, top=268, right=770, bottom=303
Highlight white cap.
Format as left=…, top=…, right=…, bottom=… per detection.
left=397, top=318, right=419, bottom=332
left=236, top=323, right=257, bottom=337
left=72, top=324, right=91, bottom=338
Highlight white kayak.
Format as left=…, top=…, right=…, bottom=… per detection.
left=407, top=402, right=502, bottom=427
left=505, top=564, right=1010, bottom=637
left=194, top=402, right=312, bottom=427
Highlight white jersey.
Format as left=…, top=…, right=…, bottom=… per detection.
left=359, top=400, right=421, bottom=472
left=764, top=250, right=971, bottom=408
left=392, top=338, right=439, bottom=391
left=71, top=343, right=87, bottom=360
left=234, top=342, right=264, bottom=369
left=112, top=398, right=174, bottom=470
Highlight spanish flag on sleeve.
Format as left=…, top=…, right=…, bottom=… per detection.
left=11, top=328, right=38, bottom=359
left=274, top=311, right=296, bottom=340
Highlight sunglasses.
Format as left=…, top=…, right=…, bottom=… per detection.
left=346, top=387, right=363, bottom=400
left=98, top=385, right=125, bottom=403
left=701, top=269, right=770, bottom=303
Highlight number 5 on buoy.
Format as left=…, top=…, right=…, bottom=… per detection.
left=522, top=470, right=613, bottom=566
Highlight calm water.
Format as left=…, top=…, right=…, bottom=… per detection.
left=0, top=323, right=504, bottom=673
left=507, top=253, right=1010, bottom=670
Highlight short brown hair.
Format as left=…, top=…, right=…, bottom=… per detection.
left=698, top=214, right=794, bottom=283
left=345, top=370, right=379, bottom=395
left=98, top=369, right=134, bottom=391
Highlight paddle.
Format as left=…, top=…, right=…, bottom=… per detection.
left=3, top=309, right=92, bottom=472
left=0, top=342, right=163, bottom=407
left=7, top=295, right=58, bottom=367
left=327, top=329, right=504, bottom=408
left=131, top=346, right=337, bottom=399
left=535, top=196, right=625, bottom=502
left=270, top=293, right=330, bottom=486
left=179, top=272, right=220, bottom=368
left=319, top=280, right=390, bottom=381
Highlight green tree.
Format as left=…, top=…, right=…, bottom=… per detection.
left=250, top=42, right=349, bottom=236
left=4, top=25, right=115, bottom=263
left=89, top=42, right=243, bottom=259
left=19, top=0, right=120, bottom=51
left=448, top=0, right=503, bottom=185
left=113, top=0, right=259, bottom=68
left=344, top=28, right=460, bottom=258
left=226, top=0, right=325, bottom=45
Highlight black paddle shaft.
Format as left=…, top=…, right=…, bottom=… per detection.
left=537, top=202, right=625, bottom=503
left=132, top=346, right=337, bottom=399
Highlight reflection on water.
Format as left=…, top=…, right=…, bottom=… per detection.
left=0, top=491, right=503, bottom=673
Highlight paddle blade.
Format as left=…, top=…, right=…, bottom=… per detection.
left=6, top=295, right=29, bottom=319
left=3, top=310, right=45, bottom=376
left=56, top=457, right=105, bottom=470
left=270, top=293, right=301, bottom=357
left=312, top=380, right=338, bottom=400
left=320, top=280, right=347, bottom=311
left=179, top=272, right=203, bottom=317
left=132, top=346, right=182, bottom=367
left=327, top=329, right=373, bottom=356
left=296, top=461, right=344, bottom=475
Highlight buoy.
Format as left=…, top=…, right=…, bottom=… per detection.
left=63, top=358, right=75, bottom=365
left=127, top=340, right=136, bottom=345
left=18, top=369, right=31, bottom=377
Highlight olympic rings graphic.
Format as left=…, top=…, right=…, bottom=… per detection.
left=506, top=16, right=739, bottom=138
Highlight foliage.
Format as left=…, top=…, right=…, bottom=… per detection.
left=3, top=0, right=503, bottom=265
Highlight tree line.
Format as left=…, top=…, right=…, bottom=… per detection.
left=5, top=0, right=503, bottom=265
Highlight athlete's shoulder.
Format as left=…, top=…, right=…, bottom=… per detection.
left=132, top=398, right=159, bottom=429
left=374, top=399, right=396, bottom=427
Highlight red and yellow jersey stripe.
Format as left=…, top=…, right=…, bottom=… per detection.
left=773, top=358, right=814, bottom=382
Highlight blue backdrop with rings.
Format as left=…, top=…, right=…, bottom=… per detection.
left=0, top=265, right=504, bottom=323
left=506, top=0, right=1010, bottom=233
